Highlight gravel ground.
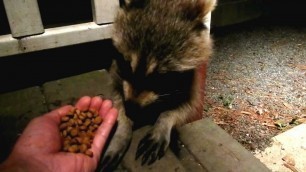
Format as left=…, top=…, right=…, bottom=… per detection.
left=203, top=18, right=306, bottom=152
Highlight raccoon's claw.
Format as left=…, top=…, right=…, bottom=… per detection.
left=97, top=141, right=131, bottom=171
left=97, top=123, right=132, bottom=171
left=136, top=132, right=167, bottom=165
left=98, top=153, right=122, bottom=172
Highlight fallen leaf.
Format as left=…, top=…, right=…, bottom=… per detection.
left=283, top=163, right=299, bottom=172
left=275, top=120, right=287, bottom=129
left=241, top=111, right=252, bottom=115
left=282, top=154, right=295, bottom=166
left=297, top=118, right=306, bottom=124
left=262, top=123, right=277, bottom=128
left=296, top=64, right=306, bottom=70
left=283, top=102, right=293, bottom=109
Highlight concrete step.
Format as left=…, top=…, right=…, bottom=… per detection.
left=0, top=70, right=271, bottom=171
left=42, top=69, right=113, bottom=110
left=178, top=118, right=270, bottom=172
left=121, top=126, right=186, bottom=172
left=121, top=118, right=270, bottom=172
left=255, top=124, right=306, bottom=172
left=0, top=86, right=47, bottom=162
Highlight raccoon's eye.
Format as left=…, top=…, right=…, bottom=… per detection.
left=145, top=72, right=178, bottom=90
left=145, top=70, right=193, bottom=93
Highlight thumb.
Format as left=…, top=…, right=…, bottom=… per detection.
left=91, top=108, right=118, bottom=162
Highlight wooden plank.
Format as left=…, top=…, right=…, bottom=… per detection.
left=3, top=0, right=44, bottom=38
left=0, top=22, right=113, bottom=57
left=121, top=126, right=186, bottom=171
left=204, top=12, right=212, bottom=33
left=91, top=0, right=119, bottom=24
left=178, top=118, right=271, bottom=172
left=175, top=141, right=207, bottom=172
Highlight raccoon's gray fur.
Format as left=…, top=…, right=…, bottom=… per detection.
left=100, top=0, right=216, bottom=170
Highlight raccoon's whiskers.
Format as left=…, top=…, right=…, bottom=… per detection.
left=158, top=93, right=171, bottom=97
left=158, top=90, right=184, bottom=97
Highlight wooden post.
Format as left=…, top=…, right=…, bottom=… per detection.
left=204, top=12, right=212, bottom=33
left=3, top=0, right=44, bottom=38
left=91, top=0, right=119, bottom=25
left=0, top=22, right=113, bottom=57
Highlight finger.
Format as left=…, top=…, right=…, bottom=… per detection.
left=75, top=96, right=91, bottom=111
left=91, top=108, right=118, bottom=162
left=89, top=96, right=103, bottom=113
left=99, top=99, right=113, bottom=118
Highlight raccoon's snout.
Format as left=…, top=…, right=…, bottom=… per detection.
left=123, top=80, right=158, bottom=107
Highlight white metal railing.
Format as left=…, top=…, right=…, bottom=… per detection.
left=0, top=0, right=119, bottom=57
left=0, top=0, right=212, bottom=58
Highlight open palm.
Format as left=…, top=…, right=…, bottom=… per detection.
left=1, top=96, right=118, bottom=172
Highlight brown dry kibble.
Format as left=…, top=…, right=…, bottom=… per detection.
left=84, top=119, right=91, bottom=127
left=68, top=145, right=79, bottom=153
left=93, top=116, right=102, bottom=124
left=85, top=150, right=93, bottom=157
left=59, top=108, right=103, bottom=157
left=61, top=116, right=70, bottom=122
left=59, top=123, right=68, bottom=130
left=62, top=130, right=67, bottom=137
left=86, top=112, right=93, bottom=118
left=70, top=128, right=79, bottom=137
left=79, top=125, right=87, bottom=131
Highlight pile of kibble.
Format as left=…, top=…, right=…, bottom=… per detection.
left=59, top=108, right=103, bottom=157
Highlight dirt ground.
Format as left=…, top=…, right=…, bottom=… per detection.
left=203, top=18, right=306, bottom=153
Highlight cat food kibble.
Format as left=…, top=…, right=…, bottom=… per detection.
left=59, top=108, right=103, bottom=157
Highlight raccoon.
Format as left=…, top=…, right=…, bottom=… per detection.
left=100, top=0, right=216, bottom=170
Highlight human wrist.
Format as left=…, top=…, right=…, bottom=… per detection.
left=0, top=159, right=26, bottom=172
left=0, top=156, right=46, bottom=172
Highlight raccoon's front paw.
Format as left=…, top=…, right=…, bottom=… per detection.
left=135, top=129, right=170, bottom=165
left=98, top=133, right=132, bottom=171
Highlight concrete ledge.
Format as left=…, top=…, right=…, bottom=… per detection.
left=0, top=86, right=47, bottom=162
left=178, top=118, right=270, bottom=172
left=43, top=69, right=113, bottom=110
left=255, top=124, right=306, bottom=172
left=0, top=71, right=272, bottom=171
left=121, top=126, right=186, bottom=171
left=0, top=86, right=47, bottom=130
left=119, top=118, right=270, bottom=171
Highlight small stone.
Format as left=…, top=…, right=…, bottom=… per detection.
left=85, top=150, right=93, bottom=157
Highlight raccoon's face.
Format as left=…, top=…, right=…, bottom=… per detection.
left=114, top=53, right=194, bottom=109
left=112, top=0, right=215, bottom=108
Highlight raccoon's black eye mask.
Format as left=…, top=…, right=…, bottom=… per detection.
left=144, top=70, right=193, bottom=93
left=115, top=54, right=193, bottom=94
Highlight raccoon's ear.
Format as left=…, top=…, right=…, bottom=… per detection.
left=182, top=0, right=217, bottom=20
left=119, top=0, right=148, bottom=9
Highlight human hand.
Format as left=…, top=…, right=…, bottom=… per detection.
left=0, top=96, right=118, bottom=172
